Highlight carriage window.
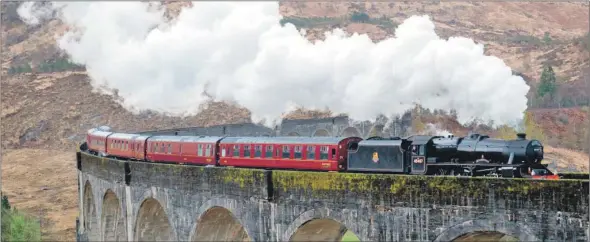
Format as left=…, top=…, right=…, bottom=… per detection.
left=282, top=145, right=290, bottom=159
left=294, top=146, right=302, bottom=159
left=233, top=145, right=240, bottom=157
left=265, top=145, right=273, bottom=158
left=331, top=148, right=336, bottom=159
left=168, top=144, right=172, bottom=154
left=206, top=144, right=212, bottom=157
left=179, top=144, right=183, bottom=154
left=222, top=146, right=227, bottom=157
left=320, top=146, right=329, bottom=160
left=419, top=145, right=425, bottom=156
left=198, top=144, right=203, bottom=156
left=160, top=143, right=165, bottom=153
left=307, top=146, right=315, bottom=159
left=254, top=145, right=262, bottom=157
left=244, top=145, right=251, bottom=157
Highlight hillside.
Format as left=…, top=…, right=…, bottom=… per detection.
left=0, top=2, right=589, bottom=240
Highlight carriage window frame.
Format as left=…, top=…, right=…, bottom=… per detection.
left=244, top=145, right=251, bottom=157
left=282, top=145, right=290, bottom=159
left=320, top=146, right=329, bottom=160
left=265, top=145, right=273, bottom=158
left=307, top=145, right=315, bottom=159
left=233, top=145, right=240, bottom=157
left=294, top=146, right=302, bottom=159
left=198, top=144, right=203, bottom=156
left=205, top=144, right=212, bottom=157
left=254, top=145, right=262, bottom=157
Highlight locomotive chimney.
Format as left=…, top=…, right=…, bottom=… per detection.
left=517, top=133, right=526, bottom=140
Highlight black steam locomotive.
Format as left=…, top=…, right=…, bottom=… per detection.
left=346, top=132, right=552, bottom=178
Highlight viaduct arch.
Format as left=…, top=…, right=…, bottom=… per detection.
left=76, top=150, right=589, bottom=242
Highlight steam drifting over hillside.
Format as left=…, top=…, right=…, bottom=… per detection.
left=17, top=1, right=530, bottom=127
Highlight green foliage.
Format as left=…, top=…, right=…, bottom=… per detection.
left=2, top=194, right=10, bottom=210
left=341, top=231, right=360, bottom=241
left=6, top=58, right=85, bottom=75
left=543, top=31, right=552, bottom=45
left=537, top=65, right=557, bottom=99
left=523, top=112, right=546, bottom=143
left=7, top=63, right=32, bottom=75
left=1, top=193, right=41, bottom=242
left=37, top=58, right=85, bottom=73
left=350, top=12, right=370, bottom=23
left=507, top=34, right=542, bottom=46
left=495, top=125, right=517, bottom=140
left=279, top=16, right=343, bottom=29
left=279, top=14, right=396, bottom=31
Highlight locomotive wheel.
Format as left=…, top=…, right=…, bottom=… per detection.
left=436, top=168, right=448, bottom=176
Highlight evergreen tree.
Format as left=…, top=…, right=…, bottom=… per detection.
left=543, top=32, right=552, bottom=45
left=1, top=193, right=10, bottom=210
left=537, top=65, right=557, bottom=100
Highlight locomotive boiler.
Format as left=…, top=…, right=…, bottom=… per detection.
left=347, top=132, right=551, bottom=178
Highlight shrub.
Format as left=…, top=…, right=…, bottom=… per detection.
left=1, top=193, right=42, bottom=242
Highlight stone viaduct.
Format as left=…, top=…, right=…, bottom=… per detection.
left=77, top=117, right=590, bottom=241
left=135, top=115, right=409, bottom=139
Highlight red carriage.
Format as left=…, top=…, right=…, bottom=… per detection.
left=218, top=136, right=362, bottom=171
left=146, top=136, right=224, bottom=165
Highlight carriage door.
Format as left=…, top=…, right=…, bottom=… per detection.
left=411, top=145, right=426, bottom=174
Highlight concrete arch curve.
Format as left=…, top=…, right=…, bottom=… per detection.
left=101, top=189, right=126, bottom=241
left=340, top=127, right=361, bottom=137
left=287, top=131, right=301, bottom=136
left=282, top=208, right=360, bottom=242
left=83, top=181, right=99, bottom=241
left=189, top=199, right=253, bottom=242
left=433, top=219, right=539, bottom=242
left=134, top=198, right=177, bottom=241
left=312, top=129, right=331, bottom=137
left=367, top=124, right=384, bottom=137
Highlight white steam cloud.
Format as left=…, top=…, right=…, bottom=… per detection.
left=17, top=1, right=530, bottom=127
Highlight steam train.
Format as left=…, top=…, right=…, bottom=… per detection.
left=83, top=127, right=557, bottom=179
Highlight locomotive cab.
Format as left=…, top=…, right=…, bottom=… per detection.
left=406, top=135, right=436, bottom=175
left=346, top=137, right=411, bottom=173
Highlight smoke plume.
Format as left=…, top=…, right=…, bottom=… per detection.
left=17, top=1, right=530, bottom=127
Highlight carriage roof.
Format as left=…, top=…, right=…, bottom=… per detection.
left=87, top=129, right=113, bottom=138
left=148, top=135, right=224, bottom=143
left=219, top=136, right=352, bottom=145
left=407, top=135, right=435, bottom=145
left=358, top=139, right=404, bottom=147
left=108, top=132, right=141, bottom=140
